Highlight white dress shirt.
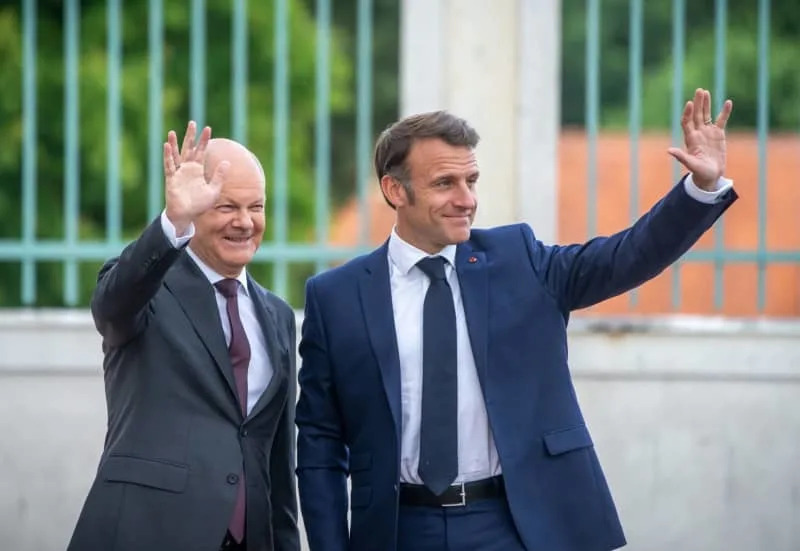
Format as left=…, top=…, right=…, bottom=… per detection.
left=160, top=212, right=273, bottom=414
left=388, top=231, right=502, bottom=484
left=388, top=174, right=732, bottom=485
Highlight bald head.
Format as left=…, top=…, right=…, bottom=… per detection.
left=204, top=138, right=265, bottom=186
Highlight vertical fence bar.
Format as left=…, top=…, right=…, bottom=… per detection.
left=232, top=0, right=248, bottom=144
left=190, top=0, right=206, bottom=127
left=712, top=0, right=727, bottom=310
left=314, top=0, right=331, bottom=274
left=63, top=0, right=80, bottom=306
left=628, top=0, right=642, bottom=307
left=107, top=0, right=122, bottom=244
left=670, top=0, right=686, bottom=310
left=273, top=0, right=290, bottom=297
left=585, top=0, right=600, bottom=238
left=21, top=0, right=38, bottom=305
left=756, top=0, right=770, bottom=311
left=356, top=0, right=374, bottom=246
left=148, top=0, right=164, bottom=221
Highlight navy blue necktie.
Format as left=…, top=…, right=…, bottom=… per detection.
left=215, top=278, right=249, bottom=543
left=416, top=256, right=458, bottom=495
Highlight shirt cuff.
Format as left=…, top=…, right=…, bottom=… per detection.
left=160, top=210, right=195, bottom=248
left=683, top=174, right=734, bottom=204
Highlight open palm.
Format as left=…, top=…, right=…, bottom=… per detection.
left=163, top=121, right=229, bottom=232
left=667, top=88, right=733, bottom=190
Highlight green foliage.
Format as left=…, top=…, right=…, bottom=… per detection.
left=561, top=0, right=800, bottom=130
left=2, top=0, right=796, bottom=307
left=0, top=1, right=354, bottom=306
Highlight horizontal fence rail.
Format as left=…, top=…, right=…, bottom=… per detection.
left=4, top=0, right=377, bottom=307
left=2, top=0, right=797, bottom=315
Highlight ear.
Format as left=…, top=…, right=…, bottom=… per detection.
left=380, top=175, right=409, bottom=208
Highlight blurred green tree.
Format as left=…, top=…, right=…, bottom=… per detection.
left=561, top=0, right=800, bottom=130
left=0, top=0, right=353, bottom=306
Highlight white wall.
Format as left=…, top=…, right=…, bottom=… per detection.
left=1, top=311, right=799, bottom=550
left=401, top=0, right=560, bottom=243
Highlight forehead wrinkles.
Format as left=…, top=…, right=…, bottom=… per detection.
left=426, top=155, right=478, bottom=180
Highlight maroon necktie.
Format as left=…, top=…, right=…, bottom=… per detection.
left=215, top=278, right=250, bottom=543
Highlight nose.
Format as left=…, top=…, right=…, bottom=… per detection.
left=452, top=180, right=476, bottom=210
left=232, top=208, right=254, bottom=231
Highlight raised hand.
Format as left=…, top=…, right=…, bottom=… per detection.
left=163, top=121, right=229, bottom=236
left=667, top=88, right=733, bottom=191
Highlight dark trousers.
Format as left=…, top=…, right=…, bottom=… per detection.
left=397, top=497, right=527, bottom=551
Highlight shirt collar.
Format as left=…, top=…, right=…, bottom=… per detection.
left=387, top=226, right=457, bottom=276
left=186, top=246, right=249, bottom=296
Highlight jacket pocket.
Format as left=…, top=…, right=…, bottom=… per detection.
left=102, top=454, right=189, bottom=493
left=543, top=424, right=594, bottom=456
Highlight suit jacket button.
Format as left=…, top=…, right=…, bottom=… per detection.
left=227, top=473, right=239, bottom=485
left=239, top=427, right=248, bottom=437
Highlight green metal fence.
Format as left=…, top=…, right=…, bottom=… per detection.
left=2, top=0, right=797, bottom=312
left=1, top=0, right=378, bottom=307
left=579, top=0, right=799, bottom=313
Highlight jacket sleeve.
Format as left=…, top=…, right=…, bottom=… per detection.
left=522, top=176, right=737, bottom=313
left=295, top=277, right=349, bottom=551
left=91, top=216, right=184, bottom=349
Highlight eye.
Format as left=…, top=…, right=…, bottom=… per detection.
left=250, top=204, right=264, bottom=213
left=216, top=204, right=236, bottom=213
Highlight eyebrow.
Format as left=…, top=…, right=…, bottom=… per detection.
left=431, top=170, right=480, bottom=181
left=216, top=198, right=265, bottom=206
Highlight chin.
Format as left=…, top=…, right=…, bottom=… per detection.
left=448, top=229, right=471, bottom=244
left=221, top=251, right=255, bottom=268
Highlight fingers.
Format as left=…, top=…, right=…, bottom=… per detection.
left=180, top=121, right=196, bottom=161
left=667, top=147, right=693, bottom=170
left=714, top=99, right=733, bottom=130
left=208, top=161, right=230, bottom=190
left=195, top=125, right=212, bottom=158
left=680, top=100, right=693, bottom=137
left=692, top=88, right=705, bottom=128
left=176, top=120, right=213, bottom=161
left=167, top=130, right=180, bottom=168
left=702, top=89, right=712, bottom=124
left=163, top=143, right=177, bottom=178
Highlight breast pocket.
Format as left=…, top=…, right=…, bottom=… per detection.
left=102, top=454, right=189, bottom=493
left=542, top=424, right=594, bottom=456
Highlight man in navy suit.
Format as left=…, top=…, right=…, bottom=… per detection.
left=295, top=88, right=736, bottom=550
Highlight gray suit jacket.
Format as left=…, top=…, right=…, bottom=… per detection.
left=68, top=218, right=300, bottom=551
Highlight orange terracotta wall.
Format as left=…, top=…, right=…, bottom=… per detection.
left=329, top=132, right=800, bottom=317
left=560, top=131, right=800, bottom=317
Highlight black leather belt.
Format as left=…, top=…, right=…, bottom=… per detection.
left=399, top=475, right=505, bottom=507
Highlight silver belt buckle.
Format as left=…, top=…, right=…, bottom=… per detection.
left=441, top=482, right=466, bottom=507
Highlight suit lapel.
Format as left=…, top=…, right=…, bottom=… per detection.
left=358, top=244, right=402, bottom=441
left=164, top=254, right=239, bottom=405
left=456, top=243, right=488, bottom=386
left=246, top=278, right=288, bottom=420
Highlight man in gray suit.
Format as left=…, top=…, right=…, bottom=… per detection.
left=68, top=122, right=300, bottom=551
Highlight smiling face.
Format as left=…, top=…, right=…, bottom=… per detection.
left=189, top=140, right=265, bottom=278
left=381, top=138, right=479, bottom=253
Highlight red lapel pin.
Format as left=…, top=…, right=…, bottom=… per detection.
left=468, top=256, right=478, bottom=263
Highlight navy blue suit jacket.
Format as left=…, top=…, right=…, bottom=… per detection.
left=296, top=179, right=736, bottom=551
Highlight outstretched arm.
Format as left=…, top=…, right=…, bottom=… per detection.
left=524, top=88, right=737, bottom=312
left=91, top=121, right=229, bottom=348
